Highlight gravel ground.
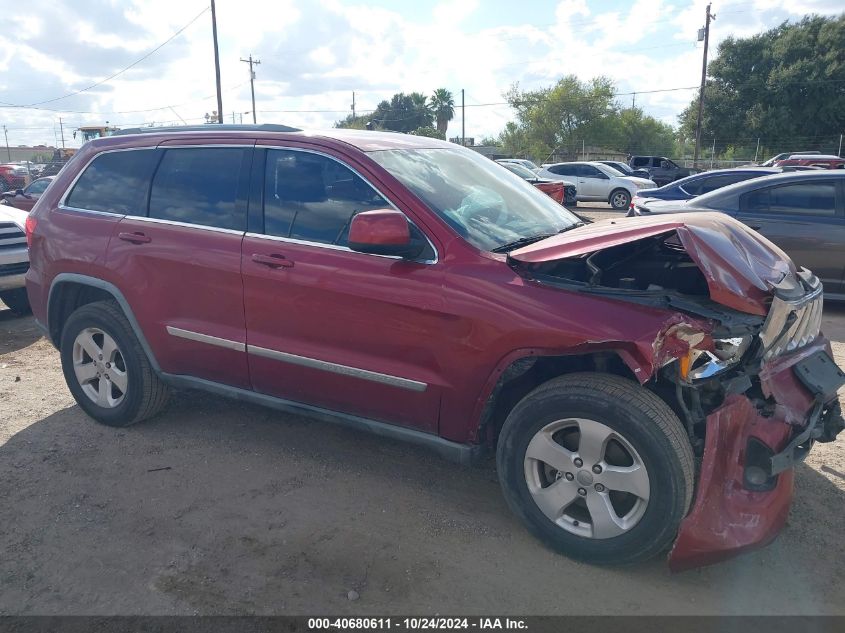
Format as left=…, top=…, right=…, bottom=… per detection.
left=2, top=216, right=844, bottom=615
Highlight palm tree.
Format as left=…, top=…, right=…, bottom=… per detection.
left=430, top=88, right=455, bottom=136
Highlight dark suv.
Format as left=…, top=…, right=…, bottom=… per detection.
left=25, top=125, right=844, bottom=570
left=628, top=156, right=698, bottom=187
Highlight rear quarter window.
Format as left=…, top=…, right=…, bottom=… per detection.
left=740, top=180, right=838, bottom=216
left=65, top=149, right=159, bottom=214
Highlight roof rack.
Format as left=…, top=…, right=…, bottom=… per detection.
left=112, top=124, right=301, bottom=136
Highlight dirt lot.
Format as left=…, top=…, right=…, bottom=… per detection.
left=2, top=210, right=844, bottom=615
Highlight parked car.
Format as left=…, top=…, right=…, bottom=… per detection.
left=0, top=202, right=30, bottom=315
left=774, top=155, right=845, bottom=170
left=0, top=176, right=54, bottom=212
left=760, top=150, right=820, bottom=167
left=497, top=158, right=541, bottom=172
left=26, top=125, right=843, bottom=570
left=629, top=168, right=781, bottom=214
left=536, top=161, right=655, bottom=209
left=0, top=164, right=28, bottom=193
left=597, top=160, right=650, bottom=179
left=497, top=161, right=577, bottom=206
left=628, top=156, right=698, bottom=187
left=630, top=171, right=845, bottom=299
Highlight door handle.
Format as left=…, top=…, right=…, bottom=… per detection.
left=117, top=231, right=151, bottom=244
left=251, top=253, right=294, bottom=268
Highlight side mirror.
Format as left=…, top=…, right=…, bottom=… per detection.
left=348, top=209, right=423, bottom=259
left=14, top=189, right=24, bottom=196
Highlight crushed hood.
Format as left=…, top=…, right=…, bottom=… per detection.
left=510, top=213, right=797, bottom=316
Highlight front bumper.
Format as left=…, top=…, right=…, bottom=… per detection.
left=668, top=337, right=844, bottom=571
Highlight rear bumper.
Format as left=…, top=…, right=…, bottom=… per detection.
left=668, top=337, right=844, bottom=571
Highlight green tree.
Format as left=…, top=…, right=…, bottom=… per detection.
left=679, top=15, right=845, bottom=158
left=411, top=126, right=445, bottom=139
left=370, top=92, right=434, bottom=133
left=430, top=88, right=455, bottom=136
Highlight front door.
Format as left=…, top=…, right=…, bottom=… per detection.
left=577, top=164, right=609, bottom=199
left=241, top=147, right=444, bottom=431
left=734, top=178, right=845, bottom=295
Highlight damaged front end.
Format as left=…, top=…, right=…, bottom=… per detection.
left=508, top=214, right=845, bottom=570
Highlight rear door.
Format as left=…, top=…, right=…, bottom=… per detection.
left=576, top=164, right=609, bottom=198
left=106, top=143, right=253, bottom=388
left=240, top=146, right=444, bottom=431
left=735, top=178, right=845, bottom=294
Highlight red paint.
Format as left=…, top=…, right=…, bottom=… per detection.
left=348, top=209, right=410, bottom=246
left=533, top=181, right=565, bottom=204
left=668, top=394, right=794, bottom=572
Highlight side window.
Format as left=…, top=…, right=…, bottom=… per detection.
left=548, top=165, right=575, bottom=176
left=149, top=148, right=247, bottom=230
left=263, top=149, right=389, bottom=245
left=740, top=181, right=837, bottom=216
left=578, top=165, right=604, bottom=178
left=631, top=157, right=647, bottom=168
left=680, top=178, right=704, bottom=196
left=66, top=149, right=159, bottom=214
left=26, top=179, right=50, bottom=195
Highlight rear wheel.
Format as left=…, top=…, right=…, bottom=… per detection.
left=60, top=300, right=169, bottom=426
left=497, top=373, right=694, bottom=565
left=609, top=189, right=631, bottom=210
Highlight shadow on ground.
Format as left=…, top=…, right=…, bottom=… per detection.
left=1, top=390, right=843, bottom=615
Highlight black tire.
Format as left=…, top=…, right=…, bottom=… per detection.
left=497, top=372, right=694, bottom=566
left=60, top=300, right=170, bottom=427
left=0, top=288, right=31, bottom=315
left=609, top=188, right=631, bottom=210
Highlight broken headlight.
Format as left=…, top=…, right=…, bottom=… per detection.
left=683, top=335, right=753, bottom=380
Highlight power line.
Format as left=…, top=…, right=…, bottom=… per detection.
left=2, top=6, right=210, bottom=108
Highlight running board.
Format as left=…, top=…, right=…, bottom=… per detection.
left=160, top=373, right=483, bottom=466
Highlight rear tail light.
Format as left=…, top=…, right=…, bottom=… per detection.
left=25, top=215, right=37, bottom=248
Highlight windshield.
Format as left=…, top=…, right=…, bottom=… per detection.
left=607, top=162, right=631, bottom=174
left=500, top=162, right=537, bottom=180
left=370, top=147, right=583, bottom=252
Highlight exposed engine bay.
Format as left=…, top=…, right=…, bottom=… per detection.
left=522, top=232, right=710, bottom=297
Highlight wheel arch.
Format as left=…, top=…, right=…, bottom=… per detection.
left=47, top=273, right=161, bottom=372
left=472, top=347, right=649, bottom=448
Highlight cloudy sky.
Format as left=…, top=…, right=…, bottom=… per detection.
left=1, top=0, right=842, bottom=149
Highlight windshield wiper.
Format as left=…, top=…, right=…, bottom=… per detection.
left=491, top=222, right=587, bottom=254
left=491, top=233, right=556, bottom=253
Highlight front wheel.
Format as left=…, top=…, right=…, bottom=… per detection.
left=609, top=189, right=631, bottom=210
left=497, top=373, right=694, bottom=565
left=0, top=288, right=31, bottom=315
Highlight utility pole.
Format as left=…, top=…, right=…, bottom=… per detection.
left=632, top=93, right=636, bottom=108
left=710, top=137, right=716, bottom=169
left=210, top=0, right=224, bottom=123
left=352, top=92, right=356, bottom=119
left=240, top=54, right=261, bottom=124
left=461, top=88, right=465, bottom=146
left=754, top=138, right=760, bottom=163
left=693, top=3, right=714, bottom=168
left=3, top=125, right=10, bottom=161
left=839, top=134, right=843, bottom=157
left=59, top=117, right=65, bottom=149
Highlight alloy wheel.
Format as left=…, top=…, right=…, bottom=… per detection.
left=523, top=417, right=650, bottom=539
left=72, top=327, right=128, bottom=408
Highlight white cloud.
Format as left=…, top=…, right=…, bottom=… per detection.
left=0, top=0, right=839, bottom=148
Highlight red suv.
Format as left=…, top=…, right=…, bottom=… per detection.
left=25, top=125, right=844, bottom=570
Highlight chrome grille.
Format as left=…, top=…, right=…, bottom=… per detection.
left=759, top=285, right=823, bottom=360
left=0, top=222, right=26, bottom=251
